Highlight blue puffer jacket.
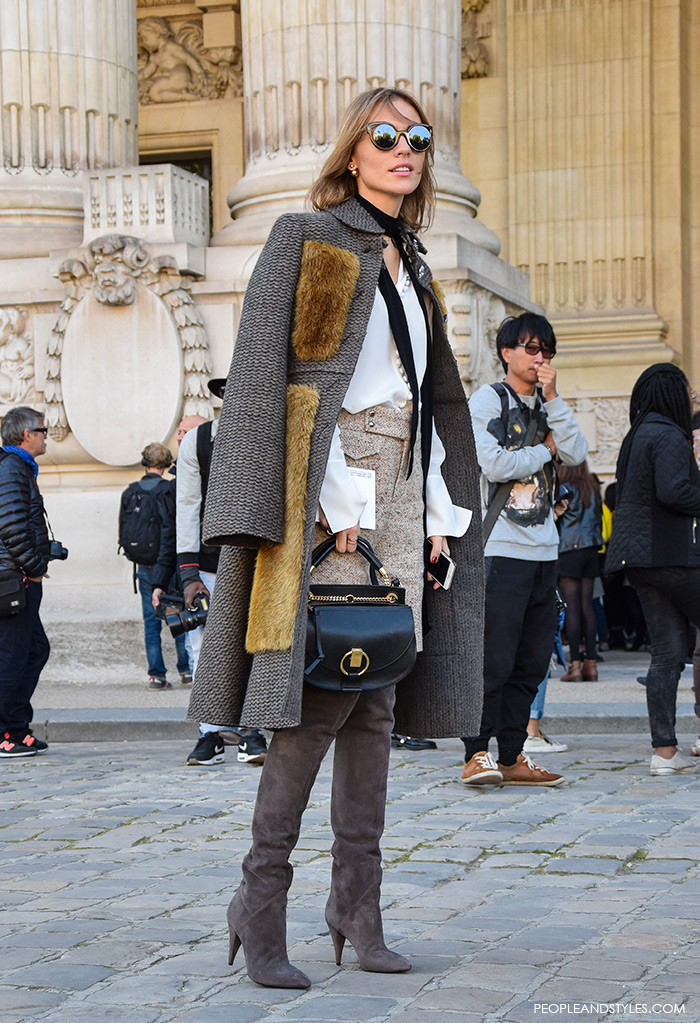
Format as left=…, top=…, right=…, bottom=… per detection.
left=0, top=448, right=50, bottom=577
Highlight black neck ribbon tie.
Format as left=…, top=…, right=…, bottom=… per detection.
left=356, top=195, right=434, bottom=482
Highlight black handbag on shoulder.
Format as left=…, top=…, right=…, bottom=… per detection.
left=305, top=536, right=417, bottom=692
left=0, top=570, right=26, bottom=618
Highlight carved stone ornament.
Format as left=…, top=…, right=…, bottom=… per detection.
left=138, top=16, right=242, bottom=104
left=46, top=234, right=214, bottom=445
left=568, top=396, right=630, bottom=472
left=0, top=307, right=36, bottom=405
left=462, top=0, right=491, bottom=80
left=438, top=279, right=518, bottom=395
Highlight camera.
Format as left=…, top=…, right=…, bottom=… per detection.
left=156, top=591, right=209, bottom=637
left=48, top=539, right=69, bottom=561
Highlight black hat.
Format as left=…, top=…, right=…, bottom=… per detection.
left=208, top=378, right=226, bottom=399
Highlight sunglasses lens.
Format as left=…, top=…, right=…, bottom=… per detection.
left=371, top=123, right=399, bottom=150
left=407, top=125, right=432, bottom=151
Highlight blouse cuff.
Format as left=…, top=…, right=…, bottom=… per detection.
left=426, top=423, right=473, bottom=539
left=318, top=425, right=367, bottom=533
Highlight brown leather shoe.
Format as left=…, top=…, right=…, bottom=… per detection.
left=560, top=660, right=582, bottom=681
left=581, top=659, right=599, bottom=681
left=497, top=753, right=564, bottom=787
left=461, top=751, right=503, bottom=786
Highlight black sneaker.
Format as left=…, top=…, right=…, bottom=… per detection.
left=149, top=677, right=172, bottom=690
left=187, top=732, right=225, bottom=766
left=391, top=734, right=437, bottom=751
left=17, top=731, right=48, bottom=754
left=237, top=731, right=268, bottom=764
left=0, top=731, right=37, bottom=758
left=179, top=672, right=193, bottom=686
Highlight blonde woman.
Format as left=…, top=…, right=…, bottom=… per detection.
left=188, top=88, right=484, bottom=988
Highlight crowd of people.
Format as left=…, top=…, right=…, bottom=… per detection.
left=1, top=85, right=699, bottom=990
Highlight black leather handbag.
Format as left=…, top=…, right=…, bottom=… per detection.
left=305, top=536, right=417, bottom=692
left=0, top=570, right=26, bottom=618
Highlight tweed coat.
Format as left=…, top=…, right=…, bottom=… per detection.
left=187, top=197, right=484, bottom=736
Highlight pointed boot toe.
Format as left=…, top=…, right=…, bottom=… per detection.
left=227, top=893, right=311, bottom=989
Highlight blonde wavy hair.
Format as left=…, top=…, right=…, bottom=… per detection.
left=309, top=88, right=436, bottom=233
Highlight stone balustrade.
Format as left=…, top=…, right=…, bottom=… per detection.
left=82, top=164, right=210, bottom=247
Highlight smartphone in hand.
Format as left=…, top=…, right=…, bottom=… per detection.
left=424, top=539, right=457, bottom=590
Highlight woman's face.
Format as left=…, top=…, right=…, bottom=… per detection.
left=349, top=98, right=427, bottom=215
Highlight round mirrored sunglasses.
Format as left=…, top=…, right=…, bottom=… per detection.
left=365, top=121, right=433, bottom=153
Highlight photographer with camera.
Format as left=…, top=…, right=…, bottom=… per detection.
left=0, top=406, right=65, bottom=757
left=156, top=381, right=267, bottom=767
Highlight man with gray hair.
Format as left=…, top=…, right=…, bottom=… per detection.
left=0, top=406, right=52, bottom=757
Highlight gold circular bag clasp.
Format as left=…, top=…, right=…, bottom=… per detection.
left=340, top=648, right=370, bottom=676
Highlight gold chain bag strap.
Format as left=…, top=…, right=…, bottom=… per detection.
left=305, top=536, right=417, bottom=691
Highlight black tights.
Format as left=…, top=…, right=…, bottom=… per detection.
left=559, top=575, right=597, bottom=661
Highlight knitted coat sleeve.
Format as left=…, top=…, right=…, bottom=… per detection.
left=0, top=454, right=50, bottom=577
left=203, top=214, right=305, bottom=549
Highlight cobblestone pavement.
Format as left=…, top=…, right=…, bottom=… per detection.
left=2, top=735, right=699, bottom=1023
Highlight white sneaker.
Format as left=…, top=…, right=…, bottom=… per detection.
left=523, top=733, right=568, bottom=754
left=690, top=737, right=700, bottom=757
left=650, top=751, right=699, bottom=776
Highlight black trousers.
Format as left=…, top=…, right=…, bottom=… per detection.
left=627, top=567, right=700, bottom=748
left=462, top=557, right=557, bottom=764
left=0, top=580, right=50, bottom=735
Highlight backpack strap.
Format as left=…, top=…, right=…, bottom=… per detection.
left=482, top=384, right=543, bottom=547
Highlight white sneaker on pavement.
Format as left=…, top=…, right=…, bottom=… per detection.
left=523, top=733, right=568, bottom=754
left=650, top=751, right=699, bottom=776
left=689, top=736, right=700, bottom=757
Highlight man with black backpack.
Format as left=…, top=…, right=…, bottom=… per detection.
left=118, top=442, right=190, bottom=690
left=460, top=313, right=588, bottom=788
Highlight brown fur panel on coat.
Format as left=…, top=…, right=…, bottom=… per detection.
left=430, top=278, right=447, bottom=319
left=291, top=241, right=360, bottom=361
left=245, top=383, right=320, bottom=653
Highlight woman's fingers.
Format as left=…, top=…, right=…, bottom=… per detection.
left=335, top=524, right=360, bottom=553
left=427, top=535, right=449, bottom=589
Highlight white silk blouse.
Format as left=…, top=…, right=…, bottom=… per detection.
left=318, top=262, right=472, bottom=538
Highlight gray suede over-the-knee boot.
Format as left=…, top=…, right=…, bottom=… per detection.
left=325, top=685, right=411, bottom=973
left=228, top=686, right=355, bottom=989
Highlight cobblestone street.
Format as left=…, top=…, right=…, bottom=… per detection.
left=2, top=735, right=699, bottom=1023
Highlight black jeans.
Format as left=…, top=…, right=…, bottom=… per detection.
left=462, top=557, right=557, bottom=765
left=627, top=567, right=700, bottom=748
left=0, top=580, right=50, bottom=735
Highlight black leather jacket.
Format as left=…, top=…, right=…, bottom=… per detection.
left=0, top=449, right=50, bottom=577
left=558, top=484, right=603, bottom=554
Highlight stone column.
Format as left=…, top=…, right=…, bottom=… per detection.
left=0, top=0, right=138, bottom=257
left=213, top=0, right=499, bottom=253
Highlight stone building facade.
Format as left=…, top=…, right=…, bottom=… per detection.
left=0, top=0, right=687, bottom=593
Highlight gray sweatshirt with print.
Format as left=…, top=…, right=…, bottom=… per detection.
left=469, top=384, right=589, bottom=561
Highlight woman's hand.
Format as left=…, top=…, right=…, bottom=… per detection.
left=335, top=522, right=361, bottom=553
left=318, top=504, right=361, bottom=554
left=427, top=535, right=450, bottom=590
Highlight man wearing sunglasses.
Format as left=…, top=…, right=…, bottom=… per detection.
left=0, top=406, right=52, bottom=757
left=460, top=313, right=588, bottom=788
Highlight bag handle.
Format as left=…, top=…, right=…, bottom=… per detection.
left=310, top=536, right=393, bottom=587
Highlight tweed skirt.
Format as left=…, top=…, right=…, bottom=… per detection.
left=313, top=404, right=426, bottom=651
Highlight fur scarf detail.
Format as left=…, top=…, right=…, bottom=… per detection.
left=292, top=241, right=360, bottom=361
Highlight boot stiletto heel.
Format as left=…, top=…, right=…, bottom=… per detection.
left=228, top=927, right=241, bottom=967
left=328, top=923, right=346, bottom=965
